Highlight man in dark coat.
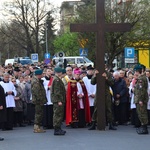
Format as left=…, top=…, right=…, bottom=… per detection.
left=0, top=84, right=6, bottom=141
left=112, top=71, right=128, bottom=125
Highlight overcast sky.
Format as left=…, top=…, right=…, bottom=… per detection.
left=0, top=0, right=80, bottom=7
left=0, top=0, right=80, bottom=20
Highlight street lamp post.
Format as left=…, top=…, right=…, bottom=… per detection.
left=45, top=21, right=48, bottom=54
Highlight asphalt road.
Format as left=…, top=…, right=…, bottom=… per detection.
left=0, top=124, right=150, bottom=150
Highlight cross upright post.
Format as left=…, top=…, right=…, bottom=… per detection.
left=70, top=0, right=131, bottom=130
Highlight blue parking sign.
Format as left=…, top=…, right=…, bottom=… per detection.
left=124, top=47, right=135, bottom=58
left=31, top=53, right=38, bottom=62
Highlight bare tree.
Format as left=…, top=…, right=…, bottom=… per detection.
left=1, top=0, right=56, bottom=59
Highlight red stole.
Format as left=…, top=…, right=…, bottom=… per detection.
left=66, top=79, right=91, bottom=125
left=48, top=77, right=53, bottom=86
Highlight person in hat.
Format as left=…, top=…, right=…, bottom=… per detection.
left=51, top=67, right=66, bottom=135
left=66, top=68, right=91, bottom=128
left=13, top=67, right=22, bottom=84
left=31, top=69, right=47, bottom=133
left=133, top=64, right=149, bottom=134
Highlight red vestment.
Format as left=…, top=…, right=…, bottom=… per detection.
left=66, top=79, right=91, bottom=125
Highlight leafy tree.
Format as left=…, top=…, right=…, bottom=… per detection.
left=71, top=0, right=150, bottom=67
left=53, top=32, right=80, bottom=56
left=104, top=0, right=150, bottom=67
left=54, top=0, right=96, bottom=61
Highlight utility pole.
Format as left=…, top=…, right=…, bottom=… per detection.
left=45, top=21, right=48, bottom=54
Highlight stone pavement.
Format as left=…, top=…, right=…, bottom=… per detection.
left=0, top=124, right=150, bottom=150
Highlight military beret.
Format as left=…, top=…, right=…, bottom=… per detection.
left=62, top=68, right=66, bottom=74
left=54, top=67, right=62, bottom=73
left=34, top=69, right=43, bottom=75
left=134, top=64, right=142, bottom=71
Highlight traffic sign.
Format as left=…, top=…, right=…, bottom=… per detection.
left=79, top=48, right=88, bottom=56
left=124, top=47, right=135, bottom=58
left=31, top=53, right=38, bottom=63
left=44, top=59, right=50, bottom=64
left=44, top=53, right=50, bottom=59
left=125, top=58, right=134, bottom=63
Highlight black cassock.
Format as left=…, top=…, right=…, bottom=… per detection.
left=0, top=85, right=7, bottom=127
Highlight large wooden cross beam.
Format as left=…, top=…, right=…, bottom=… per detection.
left=70, top=0, right=131, bottom=130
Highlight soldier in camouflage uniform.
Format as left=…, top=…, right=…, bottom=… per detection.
left=134, top=64, right=149, bottom=134
left=31, top=69, right=47, bottom=133
left=88, top=69, right=116, bottom=130
left=51, top=67, right=66, bottom=135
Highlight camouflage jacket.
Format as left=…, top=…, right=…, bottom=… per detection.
left=91, top=71, right=114, bottom=94
left=51, top=75, right=66, bottom=103
left=31, top=76, right=47, bottom=105
left=134, top=74, right=148, bottom=104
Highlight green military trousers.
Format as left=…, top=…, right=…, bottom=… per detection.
left=34, top=105, right=44, bottom=126
left=53, top=103, right=64, bottom=129
left=92, top=93, right=113, bottom=123
left=136, top=103, right=148, bottom=125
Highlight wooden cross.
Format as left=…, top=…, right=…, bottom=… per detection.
left=70, top=0, right=131, bottom=130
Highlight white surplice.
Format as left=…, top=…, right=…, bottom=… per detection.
left=42, top=77, right=53, bottom=105
left=77, top=82, right=84, bottom=109
left=147, top=78, right=150, bottom=110
left=82, top=76, right=96, bottom=106
left=129, top=82, right=136, bottom=109
left=0, top=81, right=17, bottom=108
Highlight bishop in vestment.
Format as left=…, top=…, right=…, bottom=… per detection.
left=66, top=68, right=91, bottom=128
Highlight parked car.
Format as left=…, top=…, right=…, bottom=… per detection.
left=52, top=56, right=94, bottom=67
left=5, top=57, right=33, bottom=66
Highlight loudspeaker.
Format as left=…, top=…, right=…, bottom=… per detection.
left=58, top=52, right=65, bottom=57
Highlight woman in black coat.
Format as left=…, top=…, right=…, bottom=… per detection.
left=0, top=84, right=6, bottom=141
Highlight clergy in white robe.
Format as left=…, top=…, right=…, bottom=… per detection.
left=128, top=75, right=140, bottom=127
left=0, top=73, right=17, bottom=130
left=146, top=71, right=150, bottom=124
left=41, top=68, right=53, bottom=129
left=82, top=67, right=96, bottom=118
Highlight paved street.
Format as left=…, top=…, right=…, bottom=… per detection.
left=0, top=124, right=150, bottom=150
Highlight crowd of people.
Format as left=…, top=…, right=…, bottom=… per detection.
left=0, top=61, right=150, bottom=140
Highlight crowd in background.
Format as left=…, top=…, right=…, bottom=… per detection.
left=0, top=61, right=150, bottom=139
